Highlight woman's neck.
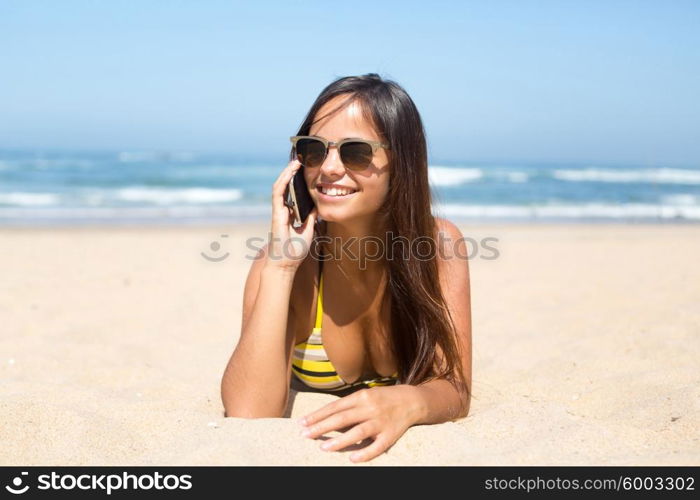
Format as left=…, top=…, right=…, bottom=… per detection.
left=316, top=218, right=386, bottom=276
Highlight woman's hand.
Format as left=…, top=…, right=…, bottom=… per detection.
left=297, top=385, right=424, bottom=463
left=267, top=159, right=318, bottom=272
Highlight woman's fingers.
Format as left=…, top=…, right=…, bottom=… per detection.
left=299, top=394, right=356, bottom=428
left=270, top=160, right=303, bottom=243
left=271, top=160, right=301, bottom=215
left=272, top=159, right=301, bottom=191
left=348, top=433, right=393, bottom=463
left=297, top=206, right=317, bottom=239
left=300, top=407, right=366, bottom=440
left=318, top=421, right=377, bottom=452
left=272, top=160, right=301, bottom=198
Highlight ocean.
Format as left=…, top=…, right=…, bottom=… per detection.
left=1, top=149, right=699, bottom=225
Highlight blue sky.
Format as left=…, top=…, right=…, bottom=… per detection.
left=1, top=0, right=699, bottom=165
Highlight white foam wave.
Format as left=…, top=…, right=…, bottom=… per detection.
left=20, top=158, right=95, bottom=169
left=660, top=194, right=699, bottom=206
left=491, top=170, right=530, bottom=183
left=435, top=202, right=700, bottom=220
left=0, top=192, right=60, bottom=206
left=170, top=164, right=278, bottom=180
left=428, top=166, right=483, bottom=186
left=115, top=187, right=243, bottom=204
left=553, top=167, right=700, bottom=185
left=2, top=202, right=699, bottom=223
left=118, top=151, right=196, bottom=163
left=506, top=172, right=528, bottom=183
left=0, top=204, right=270, bottom=220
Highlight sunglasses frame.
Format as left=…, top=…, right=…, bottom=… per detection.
left=289, top=135, right=390, bottom=170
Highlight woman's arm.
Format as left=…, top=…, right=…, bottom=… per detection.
left=414, top=217, right=473, bottom=422
left=389, top=217, right=473, bottom=425
left=220, top=244, right=298, bottom=418
left=411, top=377, right=470, bottom=424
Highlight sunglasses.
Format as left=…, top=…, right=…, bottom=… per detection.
left=290, top=135, right=390, bottom=171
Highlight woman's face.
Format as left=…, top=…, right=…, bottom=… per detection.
left=303, top=95, right=390, bottom=223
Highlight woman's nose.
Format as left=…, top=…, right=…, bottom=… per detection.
left=319, top=146, right=345, bottom=176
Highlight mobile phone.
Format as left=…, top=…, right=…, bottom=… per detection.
left=284, top=166, right=315, bottom=227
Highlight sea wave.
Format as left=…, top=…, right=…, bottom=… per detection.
left=118, top=151, right=196, bottom=163
left=169, top=164, right=280, bottom=180
left=0, top=204, right=270, bottom=221
left=115, top=186, right=243, bottom=204
left=3, top=202, right=698, bottom=223
left=0, top=192, right=60, bottom=206
left=659, top=194, right=699, bottom=206
left=436, top=202, right=700, bottom=220
left=428, top=166, right=483, bottom=186
left=10, top=158, right=96, bottom=170
left=505, top=172, right=528, bottom=183
left=552, top=167, right=700, bottom=185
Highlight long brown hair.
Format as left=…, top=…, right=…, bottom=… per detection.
left=290, top=73, right=470, bottom=413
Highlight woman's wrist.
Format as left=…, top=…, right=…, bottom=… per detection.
left=259, top=263, right=298, bottom=292
left=261, top=260, right=300, bottom=278
left=400, top=384, right=428, bottom=426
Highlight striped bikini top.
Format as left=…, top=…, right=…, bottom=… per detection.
left=291, top=255, right=399, bottom=392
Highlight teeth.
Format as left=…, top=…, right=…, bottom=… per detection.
left=321, top=186, right=356, bottom=196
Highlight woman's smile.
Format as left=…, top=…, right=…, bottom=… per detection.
left=316, top=183, right=360, bottom=202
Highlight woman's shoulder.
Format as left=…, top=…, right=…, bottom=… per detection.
left=432, top=216, right=470, bottom=273
left=433, top=216, right=465, bottom=243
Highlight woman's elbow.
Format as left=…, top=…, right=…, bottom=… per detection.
left=221, top=385, right=289, bottom=419
left=223, top=406, right=260, bottom=419
left=223, top=404, right=287, bottom=419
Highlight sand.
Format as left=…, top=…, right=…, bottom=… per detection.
left=1, top=222, right=698, bottom=465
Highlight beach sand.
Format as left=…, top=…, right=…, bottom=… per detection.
left=1, top=222, right=698, bottom=465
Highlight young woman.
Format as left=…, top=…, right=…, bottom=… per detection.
left=221, top=73, right=472, bottom=463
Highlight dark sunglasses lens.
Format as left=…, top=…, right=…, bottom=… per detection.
left=296, top=138, right=326, bottom=168
left=340, top=142, right=373, bottom=170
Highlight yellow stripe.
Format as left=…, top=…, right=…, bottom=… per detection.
left=292, top=358, right=334, bottom=372
left=366, top=380, right=394, bottom=387
left=292, top=369, right=342, bottom=384
left=314, top=272, right=324, bottom=328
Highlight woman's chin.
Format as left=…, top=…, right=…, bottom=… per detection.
left=317, top=211, right=343, bottom=223
left=314, top=193, right=365, bottom=222
left=316, top=207, right=357, bottom=223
